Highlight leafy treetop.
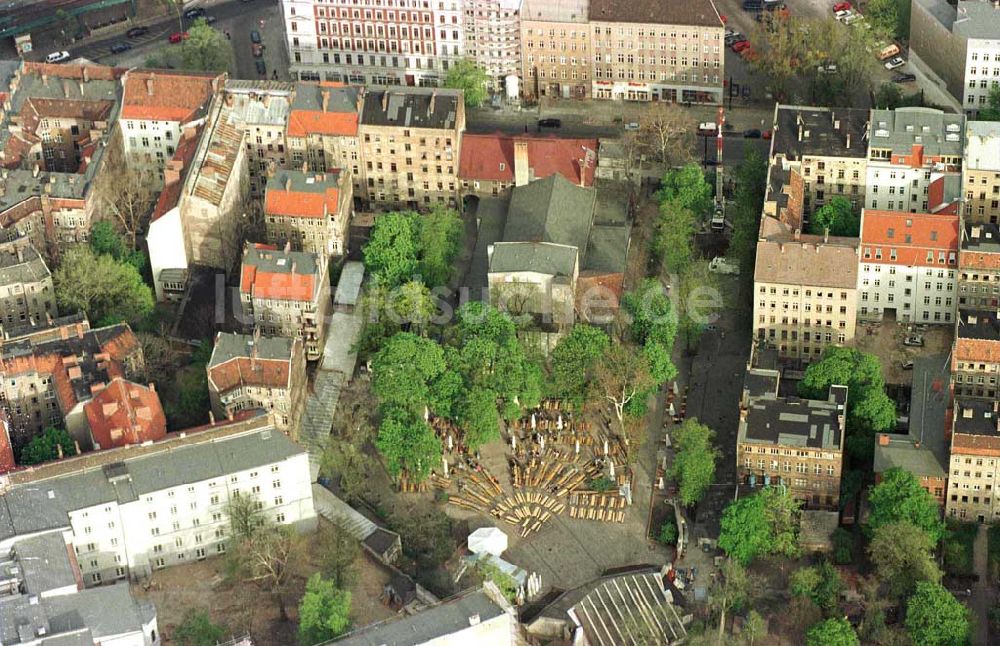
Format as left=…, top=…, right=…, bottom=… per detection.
left=867, top=467, right=945, bottom=544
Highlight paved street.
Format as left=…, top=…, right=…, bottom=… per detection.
left=972, top=524, right=993, bottom=646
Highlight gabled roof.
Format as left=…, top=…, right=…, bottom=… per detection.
left=207, top=332, right=295, bottom=392
left=860, top=210, right=959, bottom=266
left=239, top=244, right=320, bottom=302
left=287, top=83, right=360, bottom=137
left=84, top=378, right=166, bottom=449
left=150, top=125, right=203, bottom=223
left=458, top=133, right=597, bottom=186
left=504, top=174, right=596, bottom=259
left=121, top=69, right=221, bottom=122
left=264, top=170, right=342, bottom=218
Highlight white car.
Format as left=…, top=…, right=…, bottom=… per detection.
left=709, top=257, right=740, bottom=276
left=45, top=51, right=70, bottom=63
left=884, top=56, right=905, bottom=70
left=834, top=9, right=853, bottom=20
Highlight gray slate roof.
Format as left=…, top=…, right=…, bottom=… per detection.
left=584, top=225, right=630, bottom=274
left=209, top=332, right=295, bottom=368
left=739, top=387, right=847, bottom=450
left=489, top=241, right=578, bottom=277
left=361, top=87, right=462, bottom=130
left=504, top=173, right=596, bottom=260
left=10, top=533, right=77, bottom=595
left=0, top=242, right=49, bottom=287
left=953, top=0, right=1000, bottom=39
left=868, top=107, right=964, bottom=157
left=292, top=82, right=360, bottom=113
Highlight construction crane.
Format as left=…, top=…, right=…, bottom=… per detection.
left=711, top=106, right=726, bottom=233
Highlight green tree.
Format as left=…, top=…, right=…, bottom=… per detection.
left=319, top=523, right=360, bottom=588
left=298, top=573, right=351, bottom=645
left=905, top=581, right=971, bottom=646
left=376, top=405, right=442, bottom=480
left=54, top=9, right=77, bottom=41
left=675, top=259, right=719, bottom=353
left=385, top=279, right=437, bottom=334
left=868, top=521, right=942, bottom=598
left=91, top=220, right=128, bottom=260
left=809, top=196, right=859, bottom=237
left=729, top=145, right=767, bottom=280
left=866, top=0, right=910, bottom=41
left=417, top=205, right=464, bottom=287
left=364, top=212, right=419, bottom=287
left=19, top=427, right=77, bottom=465
left=979, top=85, right=1000, bottom=121
left=719, top=486, right=802, bottom=565
left=595, top=342, right=654, bottom=438
left=653, top=198, right=697, bottom=275
left=831, top=527, right=856, bottom=565
left=805, top=618, right=859, bottom=646
left=54, top=247, right=154, bottom=327
left=867, top=467, right=945, bottom=544
left=173, top=610, right=227, bottom=646
left=671, top=419, right=720, bottom=507
left=742, top=610, right=766, bottom=645
left=747, top=12, right=816, bottom=101
left=443, top=58, right=490, bottom=107
left=371, top=332, right=446, bottom=412
left=179, top=19, right=234, bottom=72
left=546, top=324, right=609, bottom=407
left=710, top=559, right=760, bottom=642
left=478, top=561, right=519, bottom=604
left=622, top=279, right=678, bottom=385
left=658, top=518, right=679, bottom=546
left=657, top=164, right=713, bottom=219
left=459, top=386, right=500, bottom=450
left=875, top=82, right=905, bottom=109
left=790, top=561, right=844, bottom=613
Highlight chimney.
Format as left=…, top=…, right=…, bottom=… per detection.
left=76, top=322, right=84, bottom=339
left=430, top=90, right=437, bottom=114
left=74, top=440, right=80, bottom=455
left=285, top=176, right=291, bottom=191
left=250, top=335, right=258, bottom=371
left=302, top=161, right=308, bottom=173
left=793, top=228, right=801, bottom=241
left=42, top=74, right=48, bottom=87
left=56, top=443, right=63, bottom=459
left=283, top=240, right=292, bottom=253
left=209, top=411, right=216, bottom=425
left=148, top=382, right=155, bottom=392
left=322, top=89, right=330, bottom=112
left=846, top=132, right=851, bottom=149
left=62, top=79, right=70, bottom=99
left=513, top=140, right=529, bottom=187
left=146, top=78, right=154, bottom=96
left=32, top=164, right=39, bottom=178
left=290, top=261, right=297, bottom=274
left=211, top=75, right=221, bottom=93
left=798, top=125, right=803, bottom=142
left=82, top=66, right=89, bottom=83
left=824, top=227, right=830, bottom=244
left=381, top=91, right=389, bottom=112
left=878, top=434, right=890, bottom=446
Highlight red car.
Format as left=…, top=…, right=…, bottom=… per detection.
left=168, top=32, right=189, bottom=44
left=832, top=1, right=852, bottom=12
left=762, top=130, right=773, bottom=140
left=732, top=40, right=751, bottom=53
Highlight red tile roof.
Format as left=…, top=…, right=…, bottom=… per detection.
left=121, top=70, right=220, bottom=122
left=961, top=251, right=1000, bottom=271
left=150, top=126, right=204, bottom=223
left=956, top=338, right=1000, bottom=363
left=860, top=210, right=959, bottom=267
left=84, top=378, right=166, bottom=449
left=22, top=62, right=126, bottom=82
left=0, top=410, right=14, bottom=474
left=286, top=110, right=358, bottom=138
left=265, top=187, right=339, bottom=219
left=208, top=357, right=291, bottom=392
left=240, top=264, right=316, bottom=301
left=459, top=134, right=598, bottom=187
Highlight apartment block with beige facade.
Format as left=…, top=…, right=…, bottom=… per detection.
left=223, top=81, right=296, bottom=198
left=946, top=399, right=1000, bottom=522
left=964, top=121, right=1000, bottom=225
left=959, top=222, right=1000, bottom=309
left=737, top=383, right=848, bottom=510
left=587, top=0, right=724, bottom=104
left=464, top=0, right=523, bottom=91
left=0, top=237, right=55, bottom=328
left=753, top=217, right=860, bottom=364
left=239, top=243, right=331, bottom=361
left=952, top=308, right=1000, bottom=401
left=520, top=0, right=591, bottom=100
left=358, top=87, right=464, bottom=209
left=264, top=169, right=353, bottom=257
left=285, top=83, right=362, bottom=188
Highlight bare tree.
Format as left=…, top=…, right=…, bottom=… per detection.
left=639, top=103, right=696, bottom=166
left=92, top=139, right=156, bottom=251
left=321, top=380, right=378, bottom=503
left=595, top=342, right=653, bottom=437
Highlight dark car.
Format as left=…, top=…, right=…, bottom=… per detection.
left=183, top=7, right=206, bottom=19
left=538, top=118, right=562, bottom=128
left=126, top=26, right=149, bottom=38
left=250, top=30, right=262, bottom=44
left=743, top=129, right=762, bottom=138
left=893, top=72, right=916, bottom=83
left=255, top=60, right=267, bottom=76
left=110, top=42, right=132, bottom=54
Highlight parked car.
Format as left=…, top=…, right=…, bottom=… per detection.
left=537, top=118, right=562, bottom=128
left=834, top=9, right=853, bottom=20
left=832, top=1, right=852, bottom=11
left=624, top=122, right=640, bottom=131
left=169, top=32, right=188, bottom=43
left=255, top=60, right=267, bottom=76
left=731, top=39, right=752, bottom=53
left=762, top=130, right=773, bottom=139
left=45, top=51, right=70, bottom=63
left=126, top=26, right=149, bottom=38
left=903, top=334, right=924, bottom=347
left=817, top=63, right=838, bottom=74
left=743, top=128, right=762, bottom=138
left=183, top=7, right=205, bottom=19
left=250, top=30, right=262, bottom=44
left=110, top=42, right=132, bottom=54
left=893, top=72, right=916, bottom=83
left=252, top=43, right=265, bottom=57
left=884, top=56, right=906, bottom=70
left=709, top=257, right=740, bottom=275
left=878, top=43, right=901, bottom=61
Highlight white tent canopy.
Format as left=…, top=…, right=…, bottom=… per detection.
left=468, top=527, right=508, bottom=556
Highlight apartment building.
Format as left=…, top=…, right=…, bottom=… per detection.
left=282, top=0, right=465, bottom=86
left=207, top=331, right=307, bottom=436
left=222, top=81, right=296, bottom=198
left=753, top=217, right=860, bottom=363
left=285, top=82, right=362, bottom=190
left=952, top=308, right=1000, bottom=401
left=737, top=383, right=848, bottom=509
left=858, top=209, right=959, bottom=324
left=464, top=0, right=522, bottom=90
left=767, top=105, right=870, bottom=228
left=959, top=222, right=1000, bottom=309
left=0, top=414, right=317, bottom=585
left=239, top=243, right=331, bottom=360
left=946, top=399, right=1000, bottom=521
left=0, top=238, right=56, bottom=328
left=458, top=133, right=596, bottom=197
left=963, top=121, right=1000, bottom=225
left=119, top=70, right=222, bottom=186
left=82, top=378, right=166, bottom=451
left=1, top=534, right=159, bottom=646
left=0, top=62, right=124, bottom=253
left=0, top=317, right=144, bottom=458
left=910, top=0, right=1000, bottom=117
left=358, top=87, right=465, bottom=209
left=520, top=0, right=591, bottom=100
left=587, top=0, right=724, bottom=104
left=866, top=108, right=964, bottom=214
left=264, top=169, right=353, bottom=257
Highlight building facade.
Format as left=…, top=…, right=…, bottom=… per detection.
left=737, top=385, right=848, bottom=510
left=0, top=237, right=55, bottom=328
left=239, top=243, right=331, bottom=360
left=952, top=309, right=1000, bottom=401
left=464, top=0, right=523, bottom=90
left=865, top=108, right=964, bottom=215
left=587, top=0, right=724, bottom=103
left=858, top=209, right=959, bottom=324
left=520, top=0, right=591, bottom=100
left=207, top=332, right=307, bottom=436
left=964, top=121, right=1000, bottom=225
left=959, top=222, right=1000, bottom=309
left=947, top=399, right=1000, bottom=521
left=282, top=0, right=465, bottom=86
left=264, top=169, right=353, bottom=256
